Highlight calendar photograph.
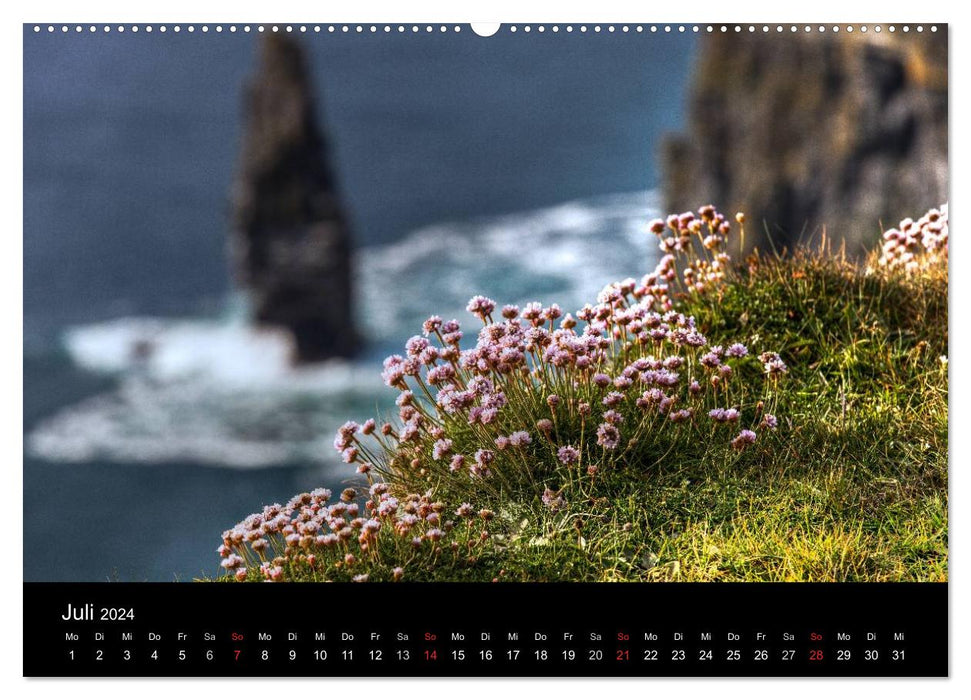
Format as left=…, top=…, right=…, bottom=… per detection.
left=24, top=22, right=948, bottom=599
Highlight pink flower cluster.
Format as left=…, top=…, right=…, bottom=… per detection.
left=647, top=204, right=740, bottom=294
left=878, top=204, right=948, bottom=273
left=219, top=486, right=493, bottom=582
left=334, top=206, right=787, bottom=501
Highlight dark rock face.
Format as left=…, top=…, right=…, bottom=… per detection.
left=663, top=31, right=947, bottom=255
left=231, top=35, right=358, bottom=362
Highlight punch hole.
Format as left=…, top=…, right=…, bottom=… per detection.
left=471, top=23, right=501, bottom=37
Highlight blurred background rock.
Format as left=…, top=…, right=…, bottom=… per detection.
left=231, top=35, right=359, bottom=363
left=663, top=28, right=948, bottom=255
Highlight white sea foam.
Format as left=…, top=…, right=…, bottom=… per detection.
left=62, top=316, right=381, bottom=392
left=27, top=190, right=660, bottom=469
left=357, top=190, right=660, bottom=338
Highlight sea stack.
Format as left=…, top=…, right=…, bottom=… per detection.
left=231, top=34, right=358, bottom=362
left=663, top=30, right=947, bottom=255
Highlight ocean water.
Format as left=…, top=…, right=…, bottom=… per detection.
left=23, top=27, right=693, bottom=581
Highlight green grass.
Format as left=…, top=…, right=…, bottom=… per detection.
left=479, top=251, right=948, bottom=582
left=210, top=246, right=947, bottom=583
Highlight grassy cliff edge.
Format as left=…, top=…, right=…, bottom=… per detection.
left=213, top=208, right=947, bottom=583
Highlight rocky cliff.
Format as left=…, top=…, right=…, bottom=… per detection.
left=663, top=29, right=947, bottom=255
left=230, top=35, right=358, bottom=362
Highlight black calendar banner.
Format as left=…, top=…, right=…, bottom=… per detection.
left=24, top=582, right=947, bottom=677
